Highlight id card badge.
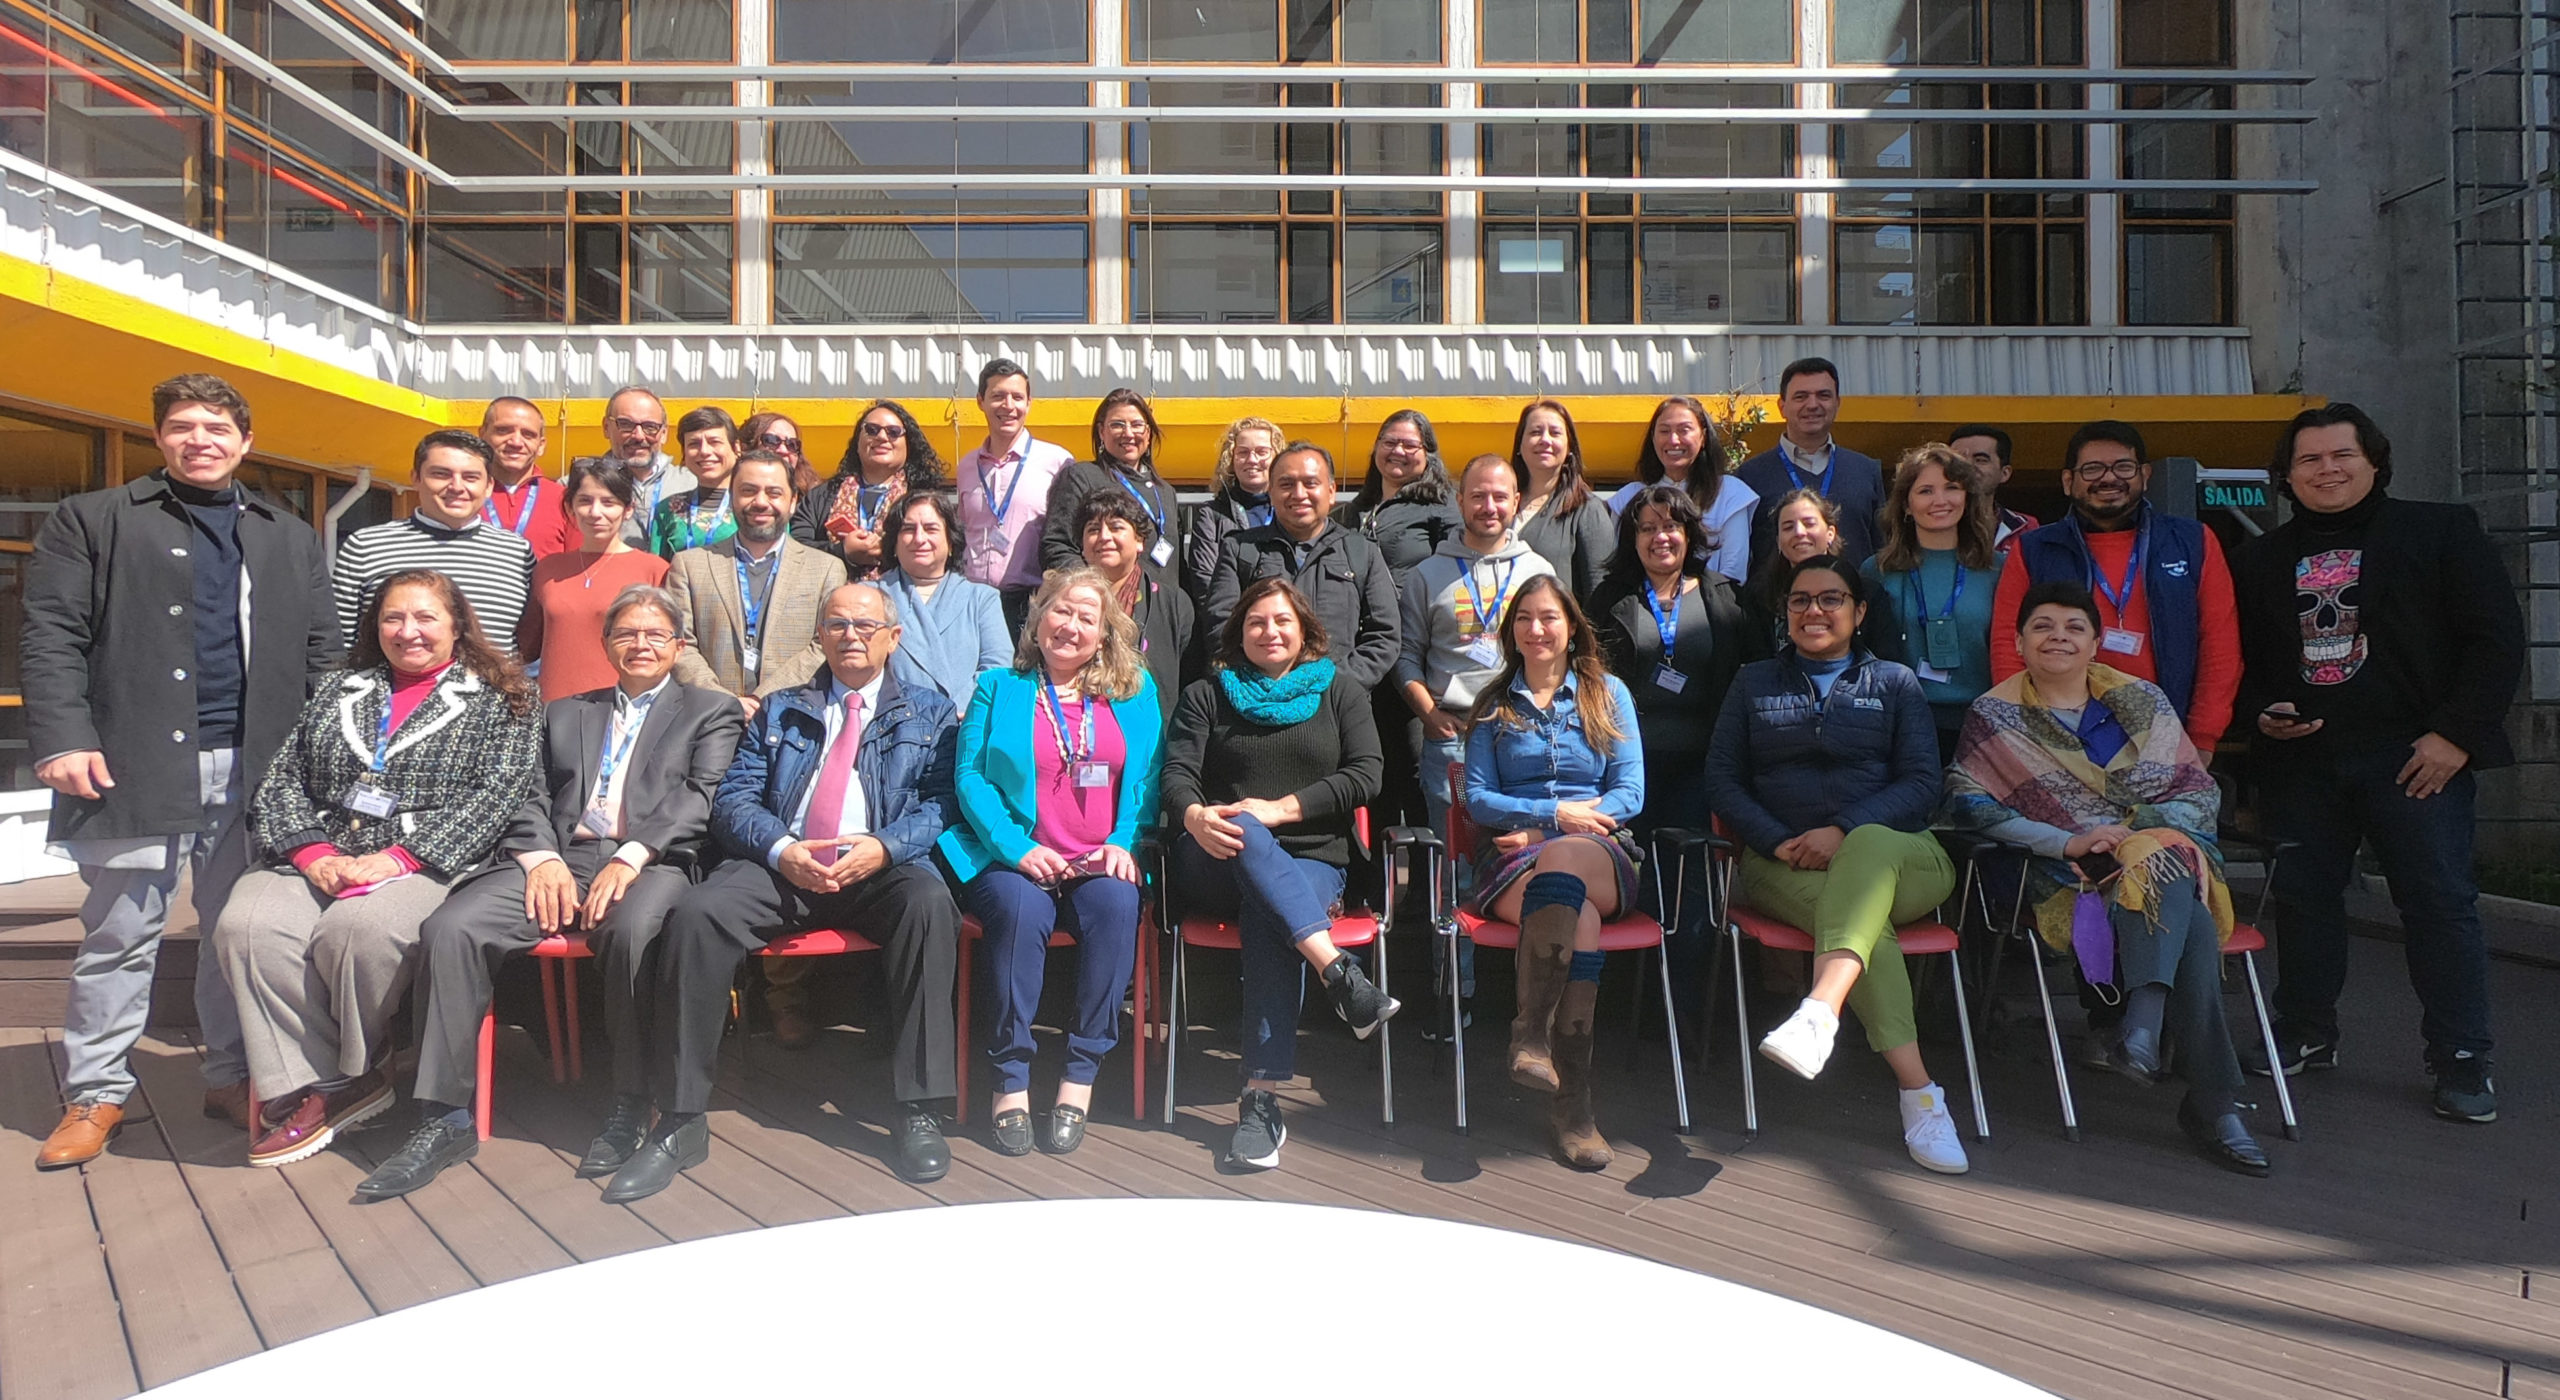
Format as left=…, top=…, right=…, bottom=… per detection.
left=343, top=781, right=399, bottom=820
left=1463, top=633, right=1503, bottom=669
left=741, top=644, right=761, bottom=675
left=1652, top=665, right=1689, bottom=695
left=577, top=802, right=614, bottom=838
left=1150, top=537, right=1175, bottom=568
left=1074, top=761, right=1112, bottom=790
left=2101, top=627, right=2146, bottom=657
left=1923, top=614, right=1964, bottom=672
left=1915, top=661, right=1954, bottom=684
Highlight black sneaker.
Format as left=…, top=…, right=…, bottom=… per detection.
left=354, top=1117, right=477, bottom=1201
left=1321, top=954, right=1401, bottom=1040
left=2430, top=1052, right=2498, bottom=1123
left=1226, top=1089, right=1284, bottom=1171
left=2238, top=1033, right=2337, bottom=1078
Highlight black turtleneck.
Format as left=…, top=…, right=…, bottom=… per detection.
left=167, top=474, right=246, bottom=749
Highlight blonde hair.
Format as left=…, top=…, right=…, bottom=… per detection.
left=1011, top=567, right=1148, bottom=702
left=1213, top=416, right=1286, bottom=492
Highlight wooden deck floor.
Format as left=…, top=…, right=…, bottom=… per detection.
left=0, top=934, right=2553, bottom=1400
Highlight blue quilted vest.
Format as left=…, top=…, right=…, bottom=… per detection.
left=2013, top=504, right=2207, bottom=721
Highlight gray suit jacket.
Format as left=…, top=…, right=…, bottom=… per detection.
left=501, top=682, right=743, bottom=867
left=664, top=534, right=848, bottom=697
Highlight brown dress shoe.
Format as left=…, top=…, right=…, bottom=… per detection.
left=203, top=1080, right=254, bottom=1131
left=247, top=1072, right=392, bottom=1168
left=771, top=1002, right=818, bottom=1050
left=37, top=1100, right=124, bottom=1170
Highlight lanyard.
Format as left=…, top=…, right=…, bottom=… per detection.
left=1460, top=555, right=1518, bottom=636
left=637, top=467, right=667, bottom=527
left=1905, top=557, right=1968, bottom=622
left=1784, top=443, right=1837, bottom=497
left=1041, top=677, right=1100, bottom=765
left=1641, top=580, right=1682, bottom=655
left=976, top=452, right=1026, bottom=528
left=674, top=490, right=732, bottom=550
left=370, top=694, right=398, bottom=773
left=854, top=482, right=891, bottom=533
left=485, top=479, right=538, bottom=537
left=2084, top=523, right=2144, bottom=617
left=1114, top=467, right=1168, bottom=539
left=735, top=551, right=771, bottom=648
left=596, top=690, right=658, bottom=791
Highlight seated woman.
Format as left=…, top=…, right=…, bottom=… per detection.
left=211, top=569, right=542, bottom=1168
left=1741, top=487, right=1845, bottom=655
left=1163, top=577, right=1394, bottom=1172
left=1705, top=556, right=1969, bottom=1175
left=941, top=568, right=1158, bottom=1157
left=880, top=491, right=1010, bottom=717
left=1079, top=490, right=1193, bottom=725
left=1943, top=582, right=2267, bottom=1175
left=1464, top=575, right=1645, bottom=1172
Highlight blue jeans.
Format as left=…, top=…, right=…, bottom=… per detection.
left=2265, top=744, right=2492, bottom=1061
left=964, top=869, right=1142, bottom=1095
left=1172, top=815, right=1345, bottom=1082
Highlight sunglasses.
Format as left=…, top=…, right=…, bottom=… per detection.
left=757, top=431, right=803, bottom=456
left=858, top=422, right=907, bottom=441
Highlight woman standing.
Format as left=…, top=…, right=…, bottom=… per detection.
left=1706, top=557, right=1969, bottom=1176
left=880, top=491, right=1010, bottom=717
left=1043, top=387, right=1180, bottom=579
left=1185, top=415, right=1283, bottom=605
left=1341, top=410, right=1461, bottom=577
left=1077, top=490, right=1192, bottom=726
left=1163, top=578, right=1394, bottom=1172
left=1862, top=444, right=2004, bottom=761
left=1741, top=488, right=1846, bottom=655
left=1510, top=399, right=1615, bottom=601
left=210, top=571, right=542, bottom=1167
left=650, top=406, right=740, bottom=557
left=1607, top=395, right=1757, bottom=584
left=796, top=399, right=945, bottom=579
left=942, top=569, right=1157, bottom=1156
left=740, top=410, right=816, bottom=497
left=520, top=460, right=671, bottom=701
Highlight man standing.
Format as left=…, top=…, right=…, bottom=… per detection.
left=1735, top=357, right=1887, bottom=566
left=954, top=358, right=1072, bottom=634
left=620, top=584, right=963, bottom=1199
left=1947, top=423, right=2040, bottom=544
left=23, top=374, right=342, bottom=1166
left=1989, top=421, right=2240, bottom=755
left=1205, top=441, right=1402, bottom=690
left=2236, top=404, right=2525, bottom=1123
left=576, top=386, right=695, bottom=549
left=478, top=396, right=574, bottom=559
left=334, top=430, right=538, bottom=649
left=665, top=451, right=849, bottom=716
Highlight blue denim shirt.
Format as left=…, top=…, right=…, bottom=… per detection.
left=1463, top=671, right=1645, bottom=835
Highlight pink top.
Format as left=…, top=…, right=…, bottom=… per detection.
left=1028, top=695, right=1125, bottom=860
left=956, top=432, right=1073, bottom=590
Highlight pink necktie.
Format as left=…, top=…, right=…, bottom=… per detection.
left=802, top=691, right=863, bottom=845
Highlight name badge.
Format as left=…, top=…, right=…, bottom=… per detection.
left=1463, top=634, right=1503, bottom=669
left=2101, top=627, right=2146, bottom=657
left=344, top=782, right=399, bottom=819
left=1922, top=614, right=1964, bottom=671
left=1652, top=665, right=1689, bottom=695
left=1915, top=661, right=1954, bottom=684
left=577, top=802, right=614, bottom=838
left=1150, top=537, right=1175, bottom=568
left=741, top=645, right=762, bottom=675
left=1074, top=762, right=1112, bottom=790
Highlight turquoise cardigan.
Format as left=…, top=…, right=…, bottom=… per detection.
left=937, top=665, right=1162, bottom=884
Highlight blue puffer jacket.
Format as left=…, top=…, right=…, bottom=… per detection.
left=1705, top=648, right=1942, bottom=858
left=712, top=672, right=959, bottom=868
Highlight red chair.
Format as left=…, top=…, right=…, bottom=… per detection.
left=1433, top=766, right=1690, bottom=1135
left=1712, top=819, right=1988, bottom=1144
left=1159, top=809, right=1403, bottom=1125
left=955, top=908, right=1156, bottom=1126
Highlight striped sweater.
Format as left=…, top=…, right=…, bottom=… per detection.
left=334, top=515, right=537, bottom=653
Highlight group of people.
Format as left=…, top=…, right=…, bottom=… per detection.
left=22, top=359, right=2524, bottom=1196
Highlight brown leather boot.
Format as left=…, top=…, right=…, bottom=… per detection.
left=1548, top=981, right=1613, bottom=1171
left=1508, top=913, right=1574, bottom=1092
left=37, top=1100, right=124, bottom=1170
left=203, top=1079, right=254, bottom=1132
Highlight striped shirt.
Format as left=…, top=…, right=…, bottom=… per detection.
left=335, top=515, right=538, bottom=652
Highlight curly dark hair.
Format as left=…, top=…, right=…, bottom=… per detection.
left=833, top=398, right=945, bottom=491
left=349, top=569, right=539, bottom=718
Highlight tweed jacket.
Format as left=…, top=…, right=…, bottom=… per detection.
left=664, top=534, right=849, bottom=698
left=251, top=664, right=543, bottom=877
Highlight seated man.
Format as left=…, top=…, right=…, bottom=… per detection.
left=355, top=585, right=742, bottom=1199
left=613, top=583, right=963, bottom=1200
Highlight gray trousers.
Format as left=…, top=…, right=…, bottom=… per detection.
left=211, top=866, right=451, bottom=1098
left=411, top=843, right=690, bottom=1106
left=60, top=749, right=251, bottom=1103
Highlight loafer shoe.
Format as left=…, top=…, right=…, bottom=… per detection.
left=202, top=1080, right=254, bottom=1132
left=602, top=1116, right=709, bottom=1204
left=37, top=1100, right=124, bottom=1170
left=1042, top=1104, right=1088, bottom=1156
left=577, top=1096, right=652, bottom=1179
left=892, top=1108, right=949, bottom=1184
left=250, top=1075, right=391, bottom=1168
left=2178, top=1098, right=2271, bottom=1177
left=355, top=1118, right=478, bottom=1201
left=2101, top=1034, right=2165, bottom=1088
left=990, top=1107, right=1034, bottom=1157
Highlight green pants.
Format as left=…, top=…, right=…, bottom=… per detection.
left=1737, top=825, right=1955, bottom=1053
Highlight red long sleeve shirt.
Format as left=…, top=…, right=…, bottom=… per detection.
left=1990, top=525, right=2240, bottom=753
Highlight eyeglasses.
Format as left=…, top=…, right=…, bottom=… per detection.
left=757, top=431, right=803, bottom=456
left=606, top=628, right=677, bottom=648
left=819, top=617, right=894, bottom=639
left=2071, top=459, right=2142, bottom=482
left=1378, top=438, right=1427, bottom=454
left=606, top=415, right=667, bottom=440
left=858, top=422, right=906, bottom=441
left=1784, top=591, right=1854, bottom=613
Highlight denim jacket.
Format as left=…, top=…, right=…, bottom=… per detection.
left=711, top=671, right=959, bottom=868
left=1463, top=671, right=1645, bottom=835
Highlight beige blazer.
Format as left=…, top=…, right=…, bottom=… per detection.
left=665, top=535, right=849, bottom=697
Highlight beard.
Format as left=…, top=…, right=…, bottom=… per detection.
left=739, top=514, right=786, bottom=544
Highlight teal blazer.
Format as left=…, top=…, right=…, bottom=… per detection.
left=937, top=666, right=1161, bottom=884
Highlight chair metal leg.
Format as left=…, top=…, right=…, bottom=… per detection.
left=475, top=1005, right=496, bottom=1143
left=1697, top=858, right=1725, bottom=1065
left=955, top=926, right=972, bottom=1126
left=538, top=956, right=567, bottom=1084
left=1373, top=921, right=1395, bottom=1126
left=1439, top=849, right=1469, bottom=1134
left=1130, top=917, right=1150, bottom=1123
left=1944, top=948, right=1989, bottom=1141
left=1729, top=918, right=1758, bottom=1141
left=562, top=961, right=585, bottom=1083
left=1657, top=934, right=1690, bottom=1133
left=1162, top=939, right=1184, bottom=1127
left=2240, top=949, right=2301, bottom=1140
left=2025, top=933, right=2080, bottom=1142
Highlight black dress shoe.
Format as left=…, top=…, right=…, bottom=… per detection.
left=601, top=1116, right=709, bottom=1203
left=892, top=1108, right=949, bottom=1184
left=2177, top=1098, right=2270, bottom=1177
left=1042, top=1103, right=1087, bottom=1155
left=354, top=1117, right=477, bottom=1201
left=990, top=1107, right=1034, bottom=1157
left=576, top=1096, right=652, bottom=1179
left=2102, top=1036, right=2165, bottom=1088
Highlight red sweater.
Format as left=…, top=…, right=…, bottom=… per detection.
left=1989, top=525, right=2240, bottom=753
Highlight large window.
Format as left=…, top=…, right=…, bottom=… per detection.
left=2121, top=0, right=2234, bottom=325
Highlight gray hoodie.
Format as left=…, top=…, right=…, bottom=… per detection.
left=1395, top=533, right=1558, bottom=713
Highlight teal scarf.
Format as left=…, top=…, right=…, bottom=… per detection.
left=1219, top=656, right=1335, bottom=726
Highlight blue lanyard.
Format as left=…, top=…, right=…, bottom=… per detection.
left=1906, top=556, right=1967, bottom=621
left=1784, top=443, right=1837, bottom=497
left=1640, top=580, right=1682, bottom=655
left=370, top=694, right=397, bottom=773
left=485, top=479, right=538, bottom=537
left=1113, top=467, right=1168, bottom=539
left=735, top=551, right=771, bottom=647
left=977, top=451, right=1026, bottom=528
left=597, top=690, right=658, bottom=789
left=2084, top=523, right=2144, bottom=617
left=1041, top=677, right=1100, bottom=764
left=1460, top=555, right=1517, bottom=635
left=639, top=468, right=667, bottom=527
left=854, top=482, right=890, bottom=533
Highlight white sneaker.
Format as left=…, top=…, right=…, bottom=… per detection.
left=1757, top=999, right=1840, bottom=1081
left=1900, top=1084, right=1971, bottom=1174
